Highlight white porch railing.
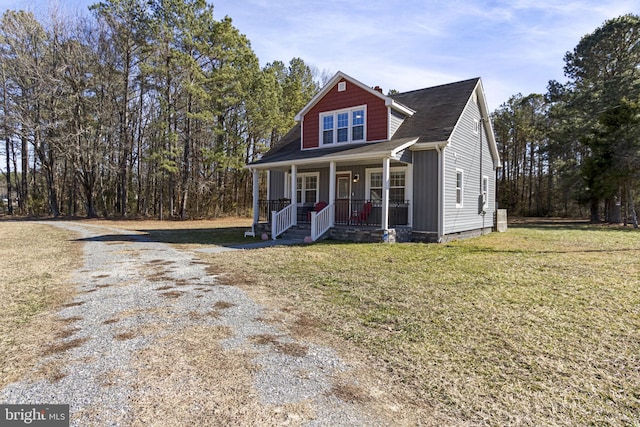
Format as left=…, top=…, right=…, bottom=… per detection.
left=271, top=203, right=295, bottom=240
left=311, top=203, right=334, bottom=241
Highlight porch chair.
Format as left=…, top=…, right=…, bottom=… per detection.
left=352, top=201, right=372, bottom=225
left=307, top=201, right=328, bottom=221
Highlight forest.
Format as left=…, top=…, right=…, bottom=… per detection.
left=1, top=0, right=321, bottom=219
left=1, top=3, right=639, bottom=224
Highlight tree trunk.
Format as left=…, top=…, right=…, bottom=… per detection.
left=589, top=197, right=600, bottom=223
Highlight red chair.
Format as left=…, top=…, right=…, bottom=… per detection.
left=352, top=202, right=372, bottom=225
left=307, top=201, right=328, bottom=221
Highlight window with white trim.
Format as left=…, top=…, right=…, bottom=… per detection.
left=366, top=168, right=407, bottom=204
left=482, top=175, right=489, bottom=205
left=456, top=169, right=464, bottom=207
left=320, top=106, right=366, bottom=145
left=473, top=119, right=480, bottom=134
left=296, top=173, right=319, bottom=205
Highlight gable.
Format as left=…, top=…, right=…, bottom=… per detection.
left=302, top=78, right=388, bottom=149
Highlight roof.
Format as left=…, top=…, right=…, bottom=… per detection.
left=390, top=77, right=480, bottom=143
left=249, top=74, right=499, bottom=169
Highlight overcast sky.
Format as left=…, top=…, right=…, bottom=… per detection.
left=1, top=0, right=636, bottom=110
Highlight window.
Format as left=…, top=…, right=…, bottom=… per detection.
left=456, top=169, right=464, bottom=207
left=482, top=175, right=489, bottom=206
left=337, top=112, right=349, bottom=142
left=367, top=168, right=406, bottom=203
left=295, top=174, right=318, bottom=205
left=352, top=109, right=364, bottom=140
left=322, top=116, right=334, bottom=144
left=473, top=119, right=480, bottom=134
left=369, top=172, right=383, bottom=201
left=319, top=106, right=366, bottom=145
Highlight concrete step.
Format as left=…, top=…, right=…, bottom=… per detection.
left=281, top=226, right=311, bottom=240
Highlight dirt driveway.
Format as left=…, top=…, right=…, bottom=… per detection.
left=1, top=222, right=390, bottom=426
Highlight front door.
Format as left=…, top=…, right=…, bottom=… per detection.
left=336, top=173, right=351, bottom=223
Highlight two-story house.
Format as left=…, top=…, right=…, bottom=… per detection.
left=246, top=71, right=501, bottom=243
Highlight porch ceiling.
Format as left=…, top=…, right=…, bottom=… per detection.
left=248, top=137, right=419, bottom=171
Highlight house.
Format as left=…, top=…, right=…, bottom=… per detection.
left=246, top=71, right=501, bottom=243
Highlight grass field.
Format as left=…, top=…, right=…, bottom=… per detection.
left=2, top=218, right=638, bottom=425
left=198, top=220, right=640, bottom=426
left=0, top=222, right=82, bottom=388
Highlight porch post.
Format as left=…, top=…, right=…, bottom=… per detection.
left=381, top=157, right=390, bottom=230
left=266, top=170, right=271, bottom=202
left=329, top=161, right=336, bottom=205
left=252, top=168, right=259, bottom=226
left=291, top=164, right=297, bottom=226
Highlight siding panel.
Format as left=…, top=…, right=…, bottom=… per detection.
left=389, top=109, right=405, bottom=138
left=303, top=78, right=388, bottom=148
left=444, top=96, right=496, bottom=235
left=269, top=171, right=285, bottom=200
left=412, top=150, right=439, bottom=232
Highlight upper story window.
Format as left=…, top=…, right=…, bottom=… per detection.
left=320, top=106, right=366, bottom=146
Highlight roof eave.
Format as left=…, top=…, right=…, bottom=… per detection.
left=386, top=99, right=416, bottom=116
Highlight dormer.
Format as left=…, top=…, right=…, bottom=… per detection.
left=295, top=72, right=415, bottom=150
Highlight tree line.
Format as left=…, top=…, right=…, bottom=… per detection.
left=2, top=6, right=638, bottom=223
left=1, top=0, right=320, bottom=218
left=492, top=14, right=640, bottom=225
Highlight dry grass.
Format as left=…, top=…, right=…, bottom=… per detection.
left=0, top=221, right=82, bottom=388
left=199, top=221, right=640, bottom=426
left=130, top=325, right=314, bottom=426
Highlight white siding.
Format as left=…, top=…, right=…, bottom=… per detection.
left=389, top=110, right=405, bottom=138
left=444, top=93, right=497, bottom=235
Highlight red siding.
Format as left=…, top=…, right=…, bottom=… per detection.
left=302, top=78, right=388, bottom=149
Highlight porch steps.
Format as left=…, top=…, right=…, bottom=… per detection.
left=280, top=225, right=312, bottom=241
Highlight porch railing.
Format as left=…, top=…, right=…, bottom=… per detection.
left=311, top=203, right=334, bottom=241
left=259, top=199, right=410, bottom=231
left=271, top=203, right=295, bottom=240
left=334, top=199, right=410, bottom=227
left=259, top=199, right=290, bottom=222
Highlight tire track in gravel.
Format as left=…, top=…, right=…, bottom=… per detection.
left=1, top=221, right=386, bottom=426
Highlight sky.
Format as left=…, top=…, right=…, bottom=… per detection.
left=0, top=0, right=637, bottom=111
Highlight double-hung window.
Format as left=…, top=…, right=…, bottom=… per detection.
left=322, top=116, right=334, bottom=145
left=295, top=174, right=318, bottom=205
left=320, top=106, right=366, bottom=145
left=367, top=168, right=407, bottom=204
left=456, top=169, right=464, bottom=208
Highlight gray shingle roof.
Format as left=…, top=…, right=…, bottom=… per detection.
left=390, top=77, right=479, bottom=142
left=250, top=77, right=480, bottom=167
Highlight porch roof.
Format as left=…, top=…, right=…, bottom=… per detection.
left=248, top=135, right=419, bottom=170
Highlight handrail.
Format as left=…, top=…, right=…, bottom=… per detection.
left=271, top=203, right=295, bottom=240
left=311, top=203, right=334, bottom=241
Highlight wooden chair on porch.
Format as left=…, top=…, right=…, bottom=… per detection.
left=351, top=202, right=372, bottom=225
left=307, top=201, right=328, bottom=221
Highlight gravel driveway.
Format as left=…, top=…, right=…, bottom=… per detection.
left=1, top=222, right=385, bottom=426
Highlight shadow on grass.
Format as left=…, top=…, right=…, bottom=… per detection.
left=510, top=218, right=640, bottom=232
left=73, top=227, right=260, bottom=246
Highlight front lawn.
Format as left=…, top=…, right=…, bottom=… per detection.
left=201, top=221, right=640, bottom=426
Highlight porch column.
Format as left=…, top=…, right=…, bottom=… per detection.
left=381, top=157, right=390, bottom=230
left=291, top=164, right=297, bottom=226
left=252, top=168, right=259, bottom=226
left=329, top=161, right=336, bottom=205
left=266, top=170, right=271, bottom=202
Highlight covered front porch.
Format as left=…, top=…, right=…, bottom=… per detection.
left=257, top=199, right=410, bottom=229
left=248, top=158, right=413, bottom=242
